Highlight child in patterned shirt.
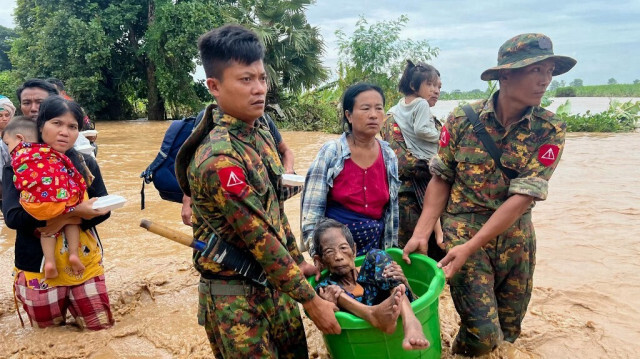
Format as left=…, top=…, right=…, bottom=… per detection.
left=3, top=116, right=86, bottom=279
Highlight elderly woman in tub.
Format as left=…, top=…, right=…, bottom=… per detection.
left=312, top=219, right=429, bottom=351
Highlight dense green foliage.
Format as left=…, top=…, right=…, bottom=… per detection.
left=220, top=0, right=328, bottom=104
left=273, top=15, right=439, bottom=132
left=555, top=87, right=576, bottom=97
left=335, top=15, right=438, bottom=106
left=3, top=1, right=637, bottom=133
left=7, top=0, right=326, bottom=121
left=556, top=99, right=639, bottom=132
left=0, top=70, right=21, bottom=104
left=272, top=85, right=342, bottom=133
left=0, top=25, right=17, bottom=71
left=551, top=83, right=640, bottom=97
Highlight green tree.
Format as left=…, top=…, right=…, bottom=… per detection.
left=608, top=78, right=617, bottom=85
left=220, top=0, right=328, bottom=104
left=145, top=0, right=224, bottom=118
left=549, top=80, right=560, bottom=91
left=0, top=25, right=17, bottom=71
left=634, top=79, right=640, bottom=85
left=0, top=70, right=21, bottom=101
left=10, top=0, right=325, bottom=121
left=569, top=78, right=583, bottom=87
left=335, top=15, right=439, bottom=105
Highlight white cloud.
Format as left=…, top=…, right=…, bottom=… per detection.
left=1, top=0, right=638, bottom=89
left=307, top=0, right=640, bottom=90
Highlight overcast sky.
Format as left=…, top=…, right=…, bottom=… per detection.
left=1, top=0, right=638, bottom=92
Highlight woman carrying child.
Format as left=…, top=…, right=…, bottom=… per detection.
left=2, top=95, right=114, bottom=330
left=380, top=61, right=445, bottom=260
left=5, top=115, right=87, bottom=278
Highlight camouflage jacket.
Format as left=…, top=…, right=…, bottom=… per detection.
left=380, top=114, right=440, bottom=193
left=430, top=91, right=566, bottom=214
left=176, top=105, right=315, bottom=303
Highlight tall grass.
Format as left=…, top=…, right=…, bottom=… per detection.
left=552, top=83, right=640, bottom=97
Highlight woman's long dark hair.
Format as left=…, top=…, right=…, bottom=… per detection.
left=36, top=95, right=90, bottom=181
left=341, top=82, right=385, bottom=133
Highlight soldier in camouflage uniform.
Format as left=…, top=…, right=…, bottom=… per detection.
left=402, top=33, right=576, bottom=356
left=175, top=25, right=340, bottom=358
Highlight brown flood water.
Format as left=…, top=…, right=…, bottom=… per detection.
left=0, top=121, right=638, bottom=358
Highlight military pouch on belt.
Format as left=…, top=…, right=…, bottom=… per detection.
left=200, top=232, right=268, bottom=286
left=192, top=205, right=269, bottom=287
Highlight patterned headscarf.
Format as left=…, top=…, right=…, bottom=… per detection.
left=0, top=96, right=16, bottom=118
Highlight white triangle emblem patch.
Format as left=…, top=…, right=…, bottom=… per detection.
left=541, top=148, right=555, bottom=161
left=226, top=171, right=244, bottom=187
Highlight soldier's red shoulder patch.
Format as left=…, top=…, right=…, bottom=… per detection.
left=218, top=166, right=247, bottom=195
left=439, top=126, right=450, bottom=147
left=538, top=144, right=559, bottom=167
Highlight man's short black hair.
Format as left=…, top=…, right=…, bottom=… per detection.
left=16, top=79, right=59, bottom=102
left=2, top=115, right=38, bottom=141
left=46, top=78, right=65, bottom=91
left=198, top=24, right=265, bottom=80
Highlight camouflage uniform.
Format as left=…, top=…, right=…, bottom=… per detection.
left=176, top=105, right=316, bottom=358
left=380, top=115, right=445, bottom=260
left=431, top=92, right=565, bottom=355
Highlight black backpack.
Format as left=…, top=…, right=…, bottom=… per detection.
left=140, top=116, right=196, bottom=209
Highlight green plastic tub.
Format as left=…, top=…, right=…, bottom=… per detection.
left=307, top=247, right=445, bottom=359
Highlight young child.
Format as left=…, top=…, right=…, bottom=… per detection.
left=3, top=116, right=86, bottom=278
left=384, top=60, right=445, bottom=256
left=312, top=218, right=430, bottom=351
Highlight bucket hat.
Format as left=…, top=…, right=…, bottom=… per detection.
left=481, top=33, right=576, bottom=81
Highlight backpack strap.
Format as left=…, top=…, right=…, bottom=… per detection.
left=176, top=105, right=218, bottom=197
left=140, top=117, right=195, bottom=210
left=462, top=104, right=518, bottom=180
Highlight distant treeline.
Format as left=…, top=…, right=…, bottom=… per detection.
left=441, top=83, right=640, bottom=101
left=552, top=83, right=640, bottom=97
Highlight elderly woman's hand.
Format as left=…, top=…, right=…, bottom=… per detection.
left=383, top=262, right=409, bottom=289
left=72, top=198, right=110, bottom=220
left=318, top=285, right=343, bottom=306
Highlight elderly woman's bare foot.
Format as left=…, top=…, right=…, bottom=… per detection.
left=366, top=284, right=405, bottom=334
left=402, top=315, right=429, bottom=350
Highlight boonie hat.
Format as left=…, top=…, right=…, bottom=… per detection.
left=481, top=33, right=576, bottom=81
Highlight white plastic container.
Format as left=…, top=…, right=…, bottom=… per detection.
left=75, top=144, right=95, bottom=155
left=80, top=130, right=99, bottom=137
left=281, top=174, right=305, bottom=187
left=92, top=194, right=127, bottom=211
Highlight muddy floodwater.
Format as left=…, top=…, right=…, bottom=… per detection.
left=1, top=99, right=639, bottom=358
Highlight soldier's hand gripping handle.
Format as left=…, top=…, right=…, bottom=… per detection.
left=303, top=295, right=341, bottom=335
left=402, top=235, right=428, bottom=265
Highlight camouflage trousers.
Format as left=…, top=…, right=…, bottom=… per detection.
left=198, top=277, right=308, bottom=359
left=442, top=211, right=535, bottom=356
left=397, top=189, right=446, bottom=261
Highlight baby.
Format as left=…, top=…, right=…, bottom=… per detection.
left=312, top=218, right=429, bottom=350
left=3, top=116, right=86, bottom=278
